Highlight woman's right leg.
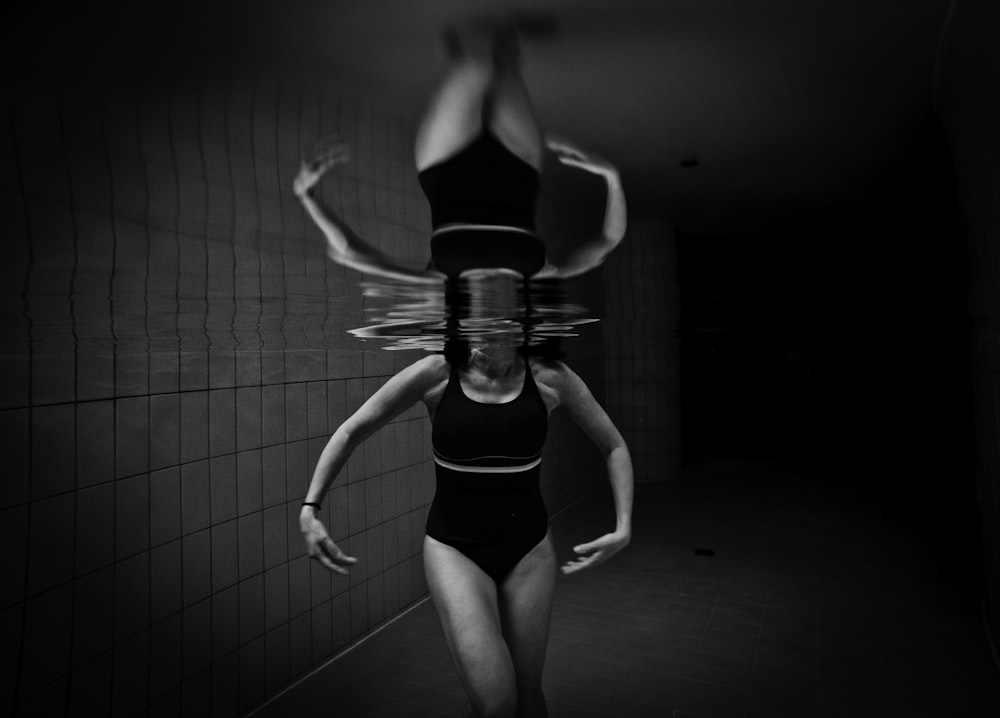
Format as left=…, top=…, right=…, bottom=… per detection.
left=424, top=535, right=517, bottom=718
left=415, top=23, right=542, bottom=173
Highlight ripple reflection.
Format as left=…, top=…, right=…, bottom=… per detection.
left=350, top=276, right=598, bottom=352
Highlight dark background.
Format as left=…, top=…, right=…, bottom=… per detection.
left=678, top=120, right=978, bottom=590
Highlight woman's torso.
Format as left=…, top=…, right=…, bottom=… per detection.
left=430, top=357, right=549, bottom=472
left=422, top=355, right=559, bottom=420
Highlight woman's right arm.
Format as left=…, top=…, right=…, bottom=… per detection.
left=535, top=136, right=627, bottom=280
left=294, top=147, right=443, bottom=284
left=300, top=355, right=447, bottom=573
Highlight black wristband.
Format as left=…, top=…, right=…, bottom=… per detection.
left=302, top=501, right=322, bottom=510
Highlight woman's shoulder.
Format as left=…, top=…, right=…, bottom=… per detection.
left=528, top=356, right=568, bottom=376
left=527, top=356, right=575, bottom=395
left=390, top=354, right=450, bottom=404
left=406, top=353, right=450, bottom=381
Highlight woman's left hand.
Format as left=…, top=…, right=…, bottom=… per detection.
left=561, top=530, right=631, bottom=575
left=546, top=135, right=618, bottom=179
left=293, top=138, right=350, bottom=198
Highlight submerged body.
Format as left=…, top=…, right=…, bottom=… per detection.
left=428, top=356, right=550, bottom=582
left=300, top=349, right=633, bottom=717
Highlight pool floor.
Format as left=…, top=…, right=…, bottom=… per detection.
left=251, top=460, right=1000, bottom=718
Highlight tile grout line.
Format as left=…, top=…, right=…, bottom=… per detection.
left=245, top=594, right=432, bottom=716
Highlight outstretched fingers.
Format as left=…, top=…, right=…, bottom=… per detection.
left=545, top=134, right=585, bottom=160
left=306, top=136, right=350, bottom=169
left=310, top=537, right=358, bottom=575
left=560, top=551, right=602, bottom=575
left=308, top=145, right=350, bottom=173
left=560, top=532, right=630, bottom=575
left=545, top=134, right=615, bottom=176
left=295, top=138, right=350, bottom=197
left=561, top=539, right=601, bottom=575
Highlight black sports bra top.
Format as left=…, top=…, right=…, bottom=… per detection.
left=431, top=360, right=549, bottom=474
left=418, top=133, right=540, bottom=231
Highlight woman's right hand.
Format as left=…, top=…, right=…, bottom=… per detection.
left=300, top=510, right=358, bottom=574
left=545, top=134, right=618, bottom=179
left=293, top=138, right=350, bottom=198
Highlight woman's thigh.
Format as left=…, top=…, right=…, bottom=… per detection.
left=424, top=535, right=517, bottom=711
left=498, top=531, right=557, bottom=694
left=415, top=61, right=492, bottom=172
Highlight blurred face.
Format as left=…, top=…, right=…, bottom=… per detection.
left=457, top=269, right=526, bottom=350
left=460, top=269, right=521, bottom=316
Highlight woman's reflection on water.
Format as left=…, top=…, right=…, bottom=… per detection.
left=348, top=271, right=598, bottom=354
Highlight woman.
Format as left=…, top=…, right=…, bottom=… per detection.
left=298, top=20, right=633, bottom=718
left=299, top=339, right=633, bottom=718
left=292, top=18, right=627, bottom=283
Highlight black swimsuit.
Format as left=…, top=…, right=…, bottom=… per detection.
left=418, top=133, right=546, bottom=278
left=427, top=360, right=550, bottom=582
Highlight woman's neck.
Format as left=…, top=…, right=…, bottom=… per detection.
left=469, top=344, right=520, bottom=379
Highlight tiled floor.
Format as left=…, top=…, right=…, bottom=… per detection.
left=251, top=460, right=1000, bottom=718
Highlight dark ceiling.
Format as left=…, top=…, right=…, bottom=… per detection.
left=13, top=0, right=956, bottom=233
left=246, top=0, right=955, bottom=232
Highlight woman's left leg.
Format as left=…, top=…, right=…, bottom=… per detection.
left=487, top=29, right=544, bottom=172
left=498, top=531, right=557, bottom=718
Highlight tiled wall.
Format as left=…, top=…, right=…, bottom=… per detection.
left=602, top=220, right=682, bottom=482
left=0, top=68, right=436, bottom=716
left=0, top=61, right=610, bottom=716
left=936, top=0, right=1000, bottom=649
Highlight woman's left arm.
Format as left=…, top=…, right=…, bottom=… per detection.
left=550, top=361, right=634, bottom=574
left=537, top=137, right=627, bottom=280
left=293, top=142, right=443, bottom=285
